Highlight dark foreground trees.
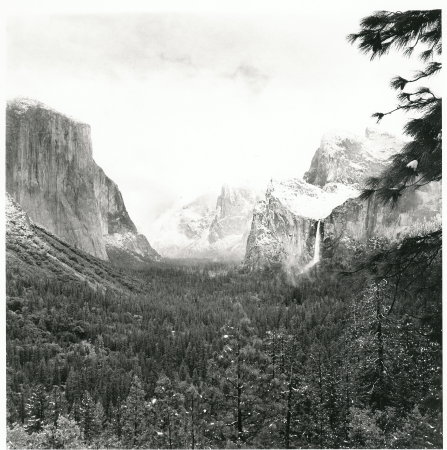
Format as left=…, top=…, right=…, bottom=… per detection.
left=6, top=250, right=442, bottom=448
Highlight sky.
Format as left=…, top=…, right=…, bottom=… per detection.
left=4, top=0, right=443, bottom=238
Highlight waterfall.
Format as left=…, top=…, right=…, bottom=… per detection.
left=301, top=220, right=321, bottom=272
left=312, top=220, right=321, bottom=265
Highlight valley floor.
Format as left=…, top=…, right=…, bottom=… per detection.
left=6, top=245, right=442, bottom=449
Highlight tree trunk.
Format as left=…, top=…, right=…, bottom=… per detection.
left=191, top=397, right=195, bottom=449
left=376, top=292, right=385, bottom=410
left=285, top=367, right=294, bottom=449
left=237, top=342, right=243, bottom=447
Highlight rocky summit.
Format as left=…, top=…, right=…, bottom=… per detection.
left=245, top=128, right=442, bottom=270
left=6, top=98, right=159, bottom=265
left=303, top=128, right=403, bottom=187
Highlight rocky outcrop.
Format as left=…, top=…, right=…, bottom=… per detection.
left=244, top=128, right=441, bottom=270
left=322, top=183, right=442, bottom=252
left=245, top=179, right=357, bottom=269
left=245, top=191, right=316, bottom=269
left=151, top=185, right=258, bottom=260
left=304, top=128, right=402, bottom=187
left=6, top=98, right=159, bottom=264
left=208, top=186, right=257, bottom=244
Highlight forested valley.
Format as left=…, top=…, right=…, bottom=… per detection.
left=6, top=233, right=442, bottom=448
left=5, top=8, right=443, bottom=450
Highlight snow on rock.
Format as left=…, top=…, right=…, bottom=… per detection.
left=104, top=231, right=159, bottom=263
left=6, top=193, right=32, bottom=236
left=406, top=160, right=418, bottom=171
left=149, top=192, right=217, bottom=259
left=150, top=186, right=260, bottom=261
left=267, top=179, right=358, bottom=220
left=244, top=128, right=409, bottom=271
left=304, top=128, right=402, bottom=187
left=245, top=127, right=442, bottom=272
left=245, top=180, right=337, bottom=270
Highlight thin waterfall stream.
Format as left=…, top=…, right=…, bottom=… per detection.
left=302, top=220, right=321, bottom=272
left=312, top=220, right=321, bottom=265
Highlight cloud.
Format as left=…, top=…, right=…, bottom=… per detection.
left=158, top=52, right=195, bottom=68
left=228, top=63, right=270, bottom=93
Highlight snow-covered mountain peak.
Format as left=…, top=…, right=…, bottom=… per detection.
left=150, top=185, right=259, bottom=260
left=304, top=128, right=403, bottom=188
left=319, top=130, right=363, bottom=155
left=180, top=192, right=217, bottom=213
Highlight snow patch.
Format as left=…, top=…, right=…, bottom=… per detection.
left=268, top=179, right=358, bottom=220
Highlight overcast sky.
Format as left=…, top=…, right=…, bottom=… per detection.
left=5, top=1, right=442, bottom=237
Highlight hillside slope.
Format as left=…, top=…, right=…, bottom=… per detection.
left=6, top=194, right=144, bottom=293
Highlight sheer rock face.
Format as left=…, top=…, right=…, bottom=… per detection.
left=6, top=98, right=159, bottom=263
left=245, top=179, right=357, bottom=269
left=323, top=183, right=442, bottom=248
left=245, top=189, right=318, bottom=269
left=5, top=193, right=144, bottom=291
left=245, top=129, right=441, bottom=270
left=304, top=128, right=402, bottom=187
left=151, top=185, right=258, bottom=260
left=208, top=186, right=257, bottom=244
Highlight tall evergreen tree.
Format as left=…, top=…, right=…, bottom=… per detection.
left=152, top=374, right=187, bottom=449
left=46, top=385, right=68, bottom=427
left=206, top=303, right=266, bottom=447
left=79, top=391, right=98, bottom=443
left=348, top=10, right=441, bottom=204
left=121, top=375, right=147, bottom=448
left=24, top=385, right=47, bottom=433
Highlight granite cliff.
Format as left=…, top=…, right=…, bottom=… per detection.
left=245, top=129, right=441, bottom=270
left=5, top=193, right=144, bottom=291
left=6, top=98, right=159, bottom=264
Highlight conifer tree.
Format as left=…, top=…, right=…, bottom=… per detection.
left=93, top=401, right=106, bottom=439
left=206, top=303, right=266, bottom=447
left=24, top=385, right=47, bottom=433
left=79, top=391, right=97, bottom=443
left=179, top=382, right=203, bottom=449
left=347, top=9, right=442, bottom=324
left=392, top=406, right=442, bottom=448
left=41, top=416, right=84, bottom=449
left=152, top=374, right=187, bottom=449
left=348, top=10, right=441, bottom=204
left=255, top=330, right=299, bottom=449
left=121, top=375, right=147, bottom=448
left=47, top=385, right=68, bottom=427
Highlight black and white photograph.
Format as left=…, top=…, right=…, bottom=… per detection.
left=2, top=1, right=443, bottom=448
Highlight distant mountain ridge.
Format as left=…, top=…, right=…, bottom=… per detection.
left=150, top=185, right=260, bottom=260
left=6, top=98, right=159, bottom=265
